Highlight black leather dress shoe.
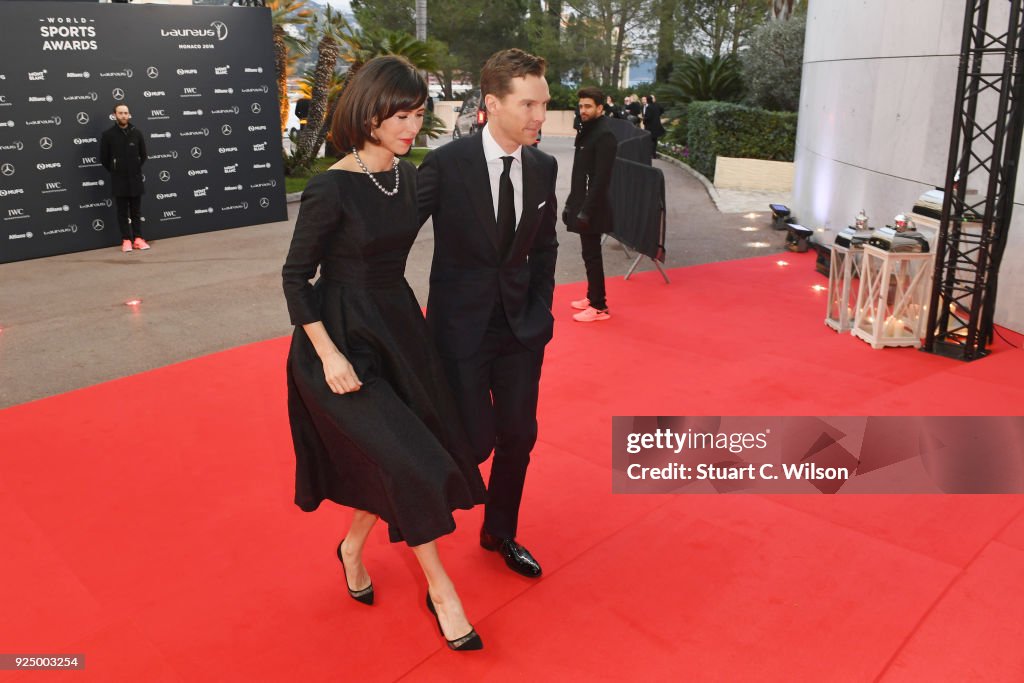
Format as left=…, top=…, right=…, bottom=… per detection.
left=480, top=529, right=542, bottom=578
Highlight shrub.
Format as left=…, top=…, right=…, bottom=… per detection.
left=686, top=100, right=797, bottom=178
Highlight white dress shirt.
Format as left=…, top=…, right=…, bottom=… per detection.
left=481, top=123, right=523, bottom=227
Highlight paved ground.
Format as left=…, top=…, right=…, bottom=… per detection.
left=0, top=135, right=792, bottom=408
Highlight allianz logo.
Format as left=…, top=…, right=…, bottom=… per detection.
left=224, top=184, right=242, bottom=191
left=67, top=71, right=90, bottom=78
left=156, top=193, right=178, bottom=200
left=195, top=207, right=214, bottom=215
left=45, top=205, right=70, bottom=213
left=8, top=232, right=34, bottom=239
left=183, top=109, right=203, bottom=116
left=253, top=162, right=270, bottom=169
left=177, top=68, right=198, bottom=75
left=29, top=95, right=54, bottom=103
left=151, top=132, right=172, bottom=139
left=244, top=67, right=263, bottom=73
left=82, top=179, right=104, bottom=187
left=213, top=88, right=233, bottom=95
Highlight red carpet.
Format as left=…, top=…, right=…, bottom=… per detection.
left=2, top=252, right=1023, bottom=681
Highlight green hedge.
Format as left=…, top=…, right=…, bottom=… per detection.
left=686, top=101, right=797, bottom=179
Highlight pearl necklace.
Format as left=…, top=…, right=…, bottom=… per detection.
left=351, top=147, right=400, bottom=197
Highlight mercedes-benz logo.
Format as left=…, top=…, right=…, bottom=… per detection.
left=190, top=146, right=202, bottom=159
left=76, top=112, right=89, bottom=125
left=250, top=103, right=261, bottom=114
left=39, top=137, right=53, bottom=150
left=221, top=124, right=232, bottom=135
left=1, top=163, right=14, bottom=176
left=92, top=218, right=104, bottom=231
left=159, top=170, right=170, bottom=182
left=112, top=88, right=125, bottom=101
left=147, top=66, right=159, bottom=79
left=260, top=197, right=269, bottom=208
left=210, top=20, right=229, bottom=41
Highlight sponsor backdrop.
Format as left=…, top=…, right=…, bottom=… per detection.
left=0, top=1, right=287, bottom=263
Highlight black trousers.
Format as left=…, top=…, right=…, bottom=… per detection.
left=580, top=232, right=607, bottom=310
left=440, top=305, right=545, bottom=539
left=650, top=132, right=661, bottom=158
left=115, top=195, right=143, bottom=241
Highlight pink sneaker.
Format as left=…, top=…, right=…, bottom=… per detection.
left=133, top=238, right=151, bottom=250
left=121, top=240, right=133, bottom=253
left=572, top=306, right=610, bottom=322
left=570, top=297, right=590, bottom=310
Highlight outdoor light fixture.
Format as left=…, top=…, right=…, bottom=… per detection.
left=124, top=298, right=142, bottom=307
left=785, top=223, right=814, bottom=253
left=811, top=284, right=827, bottom=292
left=776, top=260, right=789, bottom=267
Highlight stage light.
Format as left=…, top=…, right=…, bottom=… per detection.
left=776, top=260, right=789, bottom=267
left=741, top=226, right=758, bottom=232
left=125, top=298, right=142, bottom=307
left=811, top=284, right=827, bottom=292
left=745, top=241, right=771, bottom=248
left=769, top=204, right=789, bottom=220
left=785, top=223, right=814, bottom=253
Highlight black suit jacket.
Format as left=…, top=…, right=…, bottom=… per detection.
left=418, top=134, right=558, bottom=360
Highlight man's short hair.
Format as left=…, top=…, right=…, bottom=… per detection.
left=480, top=48, right=547, bottom=102
left=331, top=55, right=427, bottom=151
left=578, top=86, right=605, bottom=106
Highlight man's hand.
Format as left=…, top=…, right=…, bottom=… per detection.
left=575, top=212, right=591, bottom=232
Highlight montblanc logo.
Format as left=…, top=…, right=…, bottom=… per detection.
left=248, top=125, right=267, bottom=132
left=63, top=92, right=98, bottom=102
left=28, top=70, right=47, bottom=81
left=195, top=207, right=214, bottom=215
left=224, top=184, right=242, bottom=191
left=78, top=199, right=113, bottom=209
left=244, top=67, right=263, bottom=74
left=156, top=192, right=178, bottom=200
left=194, top=186, right=209, bottom=198
left=183, top=109, right=203, bottom=116
left=66, top=71, right=90, bottom=79
left=0, top=141, right=24, bottom=151
left=151, top=132, right=172, bottom=139
left=177, top=68, right=198, bottom=76
left=218, top=146, right=238, bottom=154
left=74, top=137, right=97, bottom=145
left=224, top=164, right=238, bottom=174
left=149, top=151, right=178, bottom=160
left=253, top=162, right=270, bottom=170
left=188, top=169, right=208, bottom=177
left=26, top=116, right=62, bottom=126
left=180, top=128, right=210, bottom=137
left=82, top=179, right=105, bottom=187
left=144, top=90, right=166, bottom=98
left=100, top=69, right=134, bottom=78
left=149, top=109, right=169, bottom=120
left=45, top=205, right=70, bottom=214
left=241, top=86, right=269, bottom=94
left=37, top=162, right=61, bottom=170
left=211, top=107, right=239, bottom=115
left=252, top=142, right=267, bottom=152
left=29, top=96, right=54, bottom=103
left=251, top=179, right=277, bottom=188
left=0, top=188, right=25, bottom=197
left=44, top=181, right=68, bottom=194
left=215, top=66, right=229, bottom=75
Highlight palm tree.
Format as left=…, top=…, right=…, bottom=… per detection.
left=268, top=0, right=314, bottom=132
left=660, top=53, right=745, bottom=120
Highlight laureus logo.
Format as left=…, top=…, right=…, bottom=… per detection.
left=211, top=21, right=228, bottom=41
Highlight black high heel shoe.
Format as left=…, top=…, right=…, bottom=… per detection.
left=425, top=593, right=483, bottom=651
left=337, top=540, right=374, bottom=605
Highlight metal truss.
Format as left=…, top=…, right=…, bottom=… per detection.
left=924, top=0, right=1024, bottom=360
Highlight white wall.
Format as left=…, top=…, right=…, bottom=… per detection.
left=795, top=0, right=1023, bottom=332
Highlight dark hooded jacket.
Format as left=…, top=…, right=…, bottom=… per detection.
left=100, top=122, right=147, bottom=197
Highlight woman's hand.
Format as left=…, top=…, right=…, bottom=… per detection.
left=322, top=350, right=363, bottom=394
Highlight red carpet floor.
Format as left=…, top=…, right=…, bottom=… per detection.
left=2, top=252, right=1023, bottom=682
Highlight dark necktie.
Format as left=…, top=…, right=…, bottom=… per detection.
left=497, top=155, right=515, bottom=256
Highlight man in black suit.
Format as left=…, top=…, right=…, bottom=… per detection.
left=418, top=49, right=558, bottom=579
left=642, top=94, right=665, bottom=159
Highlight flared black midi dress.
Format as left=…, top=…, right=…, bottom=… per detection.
left=282, top=162, right=486, bottom=546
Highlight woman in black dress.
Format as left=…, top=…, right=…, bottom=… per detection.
left=282, top=57, right=486, bottom=651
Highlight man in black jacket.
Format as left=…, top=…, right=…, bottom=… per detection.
left=565, top=86, right=617, bottom=322
left=418, top=49, right=557, bottom=579
left=100, top=103, right=149, bottom=252
left=642, top=94, right=666, bottom=159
